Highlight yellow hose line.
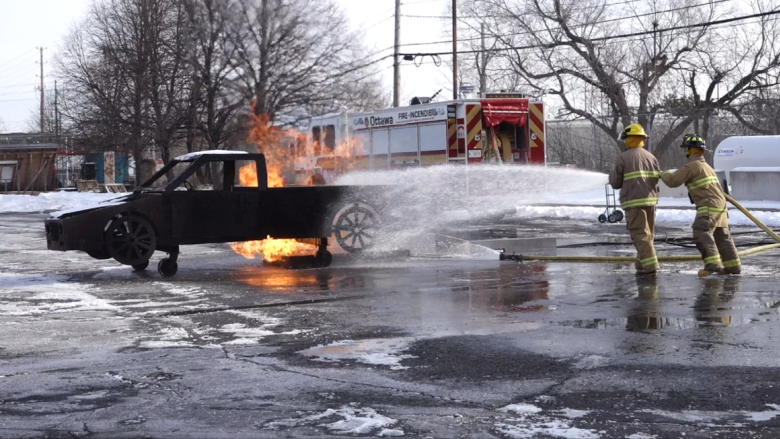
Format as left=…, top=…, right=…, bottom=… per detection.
left=514, top=195, right=780, bottom=264
left=725, top=194, right=780, bottom=243
left=520, top=243, right=780, bottom=263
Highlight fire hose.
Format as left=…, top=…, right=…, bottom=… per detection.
left=500, top=194, right=780, bottom=263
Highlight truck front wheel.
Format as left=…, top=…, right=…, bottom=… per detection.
left=105, top=214, right=157, bottom=266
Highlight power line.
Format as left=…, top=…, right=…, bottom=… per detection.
left=398, top=9, right=780, bottom=58
left=371, top=0, right=730, bottom=54
left=366, top=14, right=394, bottom=31
left=0, top=50, right=37, bottom=69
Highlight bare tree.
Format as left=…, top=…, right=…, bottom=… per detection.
left=228, top=0, right=384, bottom=124
left=184, top=0, right=244, bottom=151
left=464, top=0, right=780, bottom=160
left=57, top=0, right=196, bottom=181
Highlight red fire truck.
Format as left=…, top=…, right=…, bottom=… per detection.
left=296, top=93, right=546, bottom=184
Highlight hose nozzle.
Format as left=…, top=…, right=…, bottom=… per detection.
left=499, top=250, right=524, bottom=261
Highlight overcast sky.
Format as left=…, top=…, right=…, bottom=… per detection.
left=0, top=0, right=452, bottom=133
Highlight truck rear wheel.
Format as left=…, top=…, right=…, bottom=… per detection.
left=334, top=203, right=379, bottom=253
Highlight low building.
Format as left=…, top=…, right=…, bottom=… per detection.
left=0, top=144, right=58, bottom=193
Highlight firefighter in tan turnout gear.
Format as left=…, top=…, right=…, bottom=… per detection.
left=609, top=124, right=661, bottom=275
left=661, top=135, right=741, bottom=276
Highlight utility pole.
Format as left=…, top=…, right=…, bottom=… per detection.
left=452, top=0, right=458, bottom=100
left=39, top=47, right=45, bottom=133
left=54, top=80, right=59, bottom=141
left=393, top=0, right=401, bottom=107
left=479, top=23, right=486, bottom=95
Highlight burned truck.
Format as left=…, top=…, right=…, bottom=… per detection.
left=44, top=151, right=383, bottom=277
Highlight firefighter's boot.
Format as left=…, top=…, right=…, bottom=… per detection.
left=698, top=264, right=725, bottom=277
left=718, top=267, right=742, bottom=275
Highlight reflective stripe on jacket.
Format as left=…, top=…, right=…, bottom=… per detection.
left=609, top=147, right=661, bottom=210
left=660, top=155, right=729, bottom=227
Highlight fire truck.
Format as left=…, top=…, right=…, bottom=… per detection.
left=297, top=93, right=546, bottom=183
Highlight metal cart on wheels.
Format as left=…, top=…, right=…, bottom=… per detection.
left=598, top=184, right=624, bottom=224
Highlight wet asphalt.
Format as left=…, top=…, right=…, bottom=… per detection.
left=1, top=212, right=780, bottom=438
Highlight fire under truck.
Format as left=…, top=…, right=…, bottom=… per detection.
left=295, top=93, right=546, bottom=184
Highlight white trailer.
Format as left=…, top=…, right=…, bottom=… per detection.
left=714, top=136, right=780, bottom=185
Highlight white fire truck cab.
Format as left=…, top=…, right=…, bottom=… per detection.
left=298, top=94, right=546, bottom=184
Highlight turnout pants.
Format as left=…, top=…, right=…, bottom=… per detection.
left=692, top=215, right=740, bottom=269
left=626, top=206, right=659, bottom=270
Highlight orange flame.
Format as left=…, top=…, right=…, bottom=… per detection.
left=238, top=162, right=285, bottom=188
left=245, top=108, right=366, bottom=188
left=230, top=106, right=366, bottom=260
left=231, top=236, right=319, bottom=262
left=238, top=163, right=258, bottom=187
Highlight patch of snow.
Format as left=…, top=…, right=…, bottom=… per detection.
left=69, top=391, right=109, bottom=400
left=574, top=355, right=610, bottom=369
left=298, top=338, right=417, bottom=370
left=499, top=404, right=544, bottom=415
left=139, top=340, right=194, bottom=348
left=495, top=421, right=600, bottom=439
left=378, top=428, right=405, bottom=437
left=558, top=409, right=590, bottom=419
left=320, top=407, right=397, bottom=435
left=644, top=409, right=729, bottom=423
left=0, top=273, right=116, bottom=316
left=497, top=402, right=600, bottom=439
left=264, top=405, right=398, bottom=435
left=644, top=405, right=780, bottom=425
left=744, top=404, right=780, bottom=421
left=138, top=327, right=194, bottom=348
left=222, top=337, right=260, bottom=345
left=0, top=192, right=122, bottom=214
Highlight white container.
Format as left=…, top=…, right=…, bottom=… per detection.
left=714, top=136, right=780, bottom=185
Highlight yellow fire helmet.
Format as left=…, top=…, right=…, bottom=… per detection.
left=620, top=123, right=648, bottom=140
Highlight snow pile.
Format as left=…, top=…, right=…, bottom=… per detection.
left=496, top=403, right=601, bottom=439
left=0, top=192, right=120, bottom=213
left=264, top=405, right=401, bottom=435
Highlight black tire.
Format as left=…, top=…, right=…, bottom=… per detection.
left=158, top=258, right=178, bottom=277
left=316, top=250, right=333, bottom=268
left=615, top=210, right=624, bottom=222
left=132, top=260, right=149, bottom=271
left=105, top=215, right=157, bottom=266
left=334, top=204, right=379, bottom=253
left=608, top=213, right=618, bottom=223
left=598, top=214, right=607, bottom=224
